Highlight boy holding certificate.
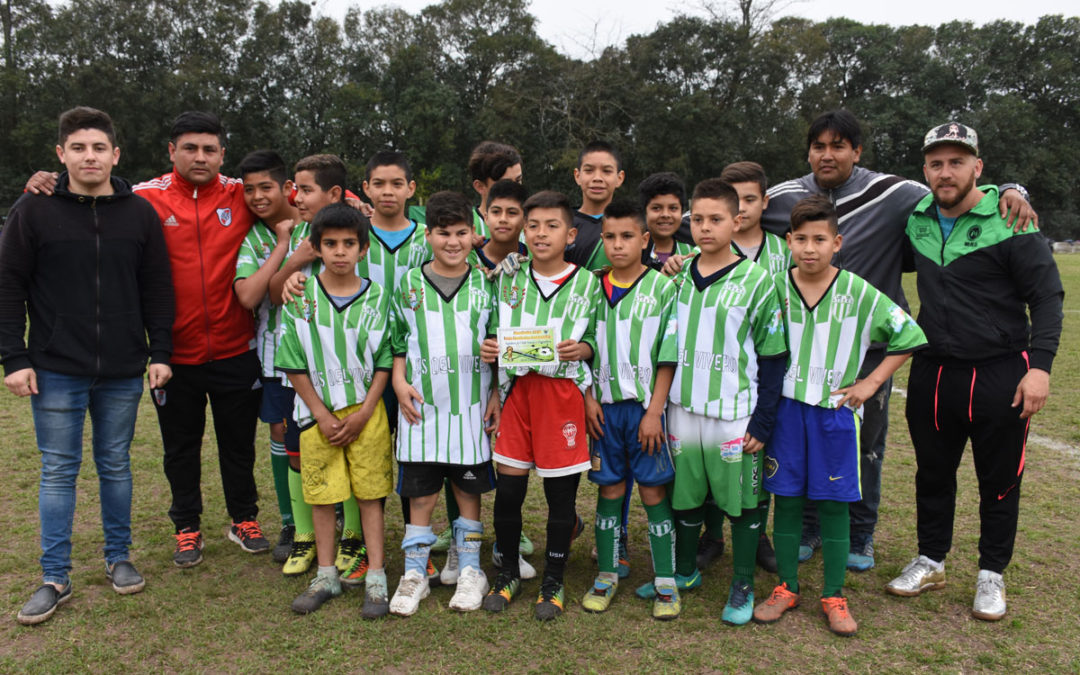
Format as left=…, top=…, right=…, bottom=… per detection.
left=480, top=190, right=600, bottom=621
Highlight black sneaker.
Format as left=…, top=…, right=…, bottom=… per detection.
left=106, top=560, right=146, bottom=595
left=272, top=525, right=295, bottom=563
left=17, top=583, right=72, bottom=625
left=482, top=570, right=521, bottom=613
left=535, top=577, right=566, bottom=621
left=228, top=520, right=270, bottom=553
left=173, top=527, right=204, bottom=568
left=696, top=534, right=725, bottom=569
left=756, top=534, right=778, bottom=573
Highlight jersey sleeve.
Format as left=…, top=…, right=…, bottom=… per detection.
left=485, top=278, right=499, bottom=338
left=656, top=280, right=679, bottom=366
left=750, top=275, right=788, bottom=359
left=870, top=295, right=927, bottom=355
left=374, top=333, right=393, bottom=371
left=273, top=305, right=307, bottom=373
left=578, top=273, right=599, bottom=359
left=234, top=231, right=261, bottom=281
left=388, top=279, right=409, bottom=358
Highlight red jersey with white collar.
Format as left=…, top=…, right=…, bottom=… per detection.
left=134, top=170, right=255, bottom=365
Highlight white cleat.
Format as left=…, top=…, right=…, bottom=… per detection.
left=389, top=569, right=430, bottom=617
left=449, top=566, right=490, bottom=611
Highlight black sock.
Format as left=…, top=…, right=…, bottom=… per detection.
left=494, top=473, right=528, bottom=578
left=542, top=473, right=581, bottom=583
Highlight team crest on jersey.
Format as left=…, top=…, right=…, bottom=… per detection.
left=216, top=208, right=232, bottom=227
left=299, top=297, right=316, bottom=322
left=630, top=293, right=658, bottom=321
left=831, top=293, right=854, bottom=322
left=768, top=253, right=787, bottom=273
left=503, top=284, right=524, bottom=309
left=768, top=309, right=784, bottom=335
left=718, top=282, right=747, bottom=308
left=564, top=294, right=591, bottom=321
left=404, top=287, right=424, bottom=311
left=468, top=286, right=489, bottom=311
left=408, top=242, right=428, bottom=268
left=562, top=422, right=579, bottom=448
left=358, top=305, right=381, bottom=330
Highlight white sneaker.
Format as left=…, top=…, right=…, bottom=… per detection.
left=972, top=569, right=1006, bottom=620
left=519, top=554, right=537, bottom=580
left=885, top=555, right=946, bottom=597
left=440, top=541, right=460, bottom=585
left=449, top=566, right=489, bottom=611
left=389, top=569, right=430, bottom=617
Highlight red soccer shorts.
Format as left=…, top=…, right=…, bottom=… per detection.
left=493, top=372, right=589, bottom=477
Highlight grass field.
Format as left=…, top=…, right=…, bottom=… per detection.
left=1, top=257, right=1078, bottom=674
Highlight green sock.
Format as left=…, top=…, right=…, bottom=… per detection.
left=270, top=440, right=293, bottom=526
left=773, top=495, right=803, bottom=592
left=730, top=511, right=758, bottom=584
left=704, top=501, right=725, bottom=540
left=674, top=507, right=704, bottom=577
left=342, top=494, right=362, bottom=540
left=757, top=495, right=771, bottom=533
left=643, top=500, right=675, bottom=578
left=594, top=495, right=623, bottom=575
left=445, top=478, right=460, bottom=523
left=288, top=466, right=314, bottom=535
left=818, top=499, right=849, bottom=597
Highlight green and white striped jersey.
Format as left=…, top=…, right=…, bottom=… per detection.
left=493, top=263, right=599, bottom=397
left=275, top=276, right=393, bottom=428
left=776, top=269, right=926, bottom=412
left=735, top=230, right=792, bottom=276
left=670, top=258, right=787, bottom=419
left=234, top=220, right=283, bottom=378
left=593, top=269, right=679, bottom=407
left=360, top=222, right=432, bottom=292
left=389, top=264, right=497, bottom=464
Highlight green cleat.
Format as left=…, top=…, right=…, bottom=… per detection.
left=636, top=569, right=702, bottom=599
left=431, top=527, right=452, bottom=554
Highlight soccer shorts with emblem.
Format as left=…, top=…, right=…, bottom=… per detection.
left=763, top=397, right=861, bottom=502
left=588, top=400, right=675, bottom=487
left=668, top=405, right=760, bottom=515
left=299, top=400, right=393, bottom=503
left=493, top=372, right=589, bottom=477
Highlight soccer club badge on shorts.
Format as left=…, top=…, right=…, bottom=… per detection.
left=562, top=421, right=579, bottom=449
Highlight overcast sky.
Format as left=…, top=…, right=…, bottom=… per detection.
left=311, top=0, right=1078, bottom=59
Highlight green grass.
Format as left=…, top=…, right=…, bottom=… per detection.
left=2, top=256, right=1078, bottom=673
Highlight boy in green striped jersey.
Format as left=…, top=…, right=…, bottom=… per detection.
left=470, top=179, right=529, bottom=272
left=387, top=191, right=501, bottom=616
left=580, top=200, right=680, bottom=619
left=640, top=172, right=696, bottom=269
left=667, top=179, right=788, bottom=626
left=480, top=190, right=600, bottom=621
left=360, top=151, right=430, bottom=290
left=752, top=196, right=924, bottom=636
left=233, top=150, right=299, bottom=563
left=275, top=203, right=395, bottom=618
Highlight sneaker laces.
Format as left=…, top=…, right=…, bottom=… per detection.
left=233, top=520, right=263, bottom=540
left=457, top=568, right=484, bottom=592
left=289, top=538, right=316, bottom=557
left=766, top=583, right=795, bottom=605
left=539, top=577, right=562, bottom=601
left=490, top=570, right=518, bottom=594
left=339, top=536, right=363, bottom=558
left=175, top=530, right=201, bottom=551
left=822, top=596, right=851, bottom=618
left=976, top=574, right=1004, bottom=598
left=397, top=573, right=426, bottom=598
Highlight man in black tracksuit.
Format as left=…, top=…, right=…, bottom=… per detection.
left=885, top=122, right=1063, bottom=622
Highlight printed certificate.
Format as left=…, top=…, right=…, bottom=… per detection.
left=497, top=326, right=559, bottom=368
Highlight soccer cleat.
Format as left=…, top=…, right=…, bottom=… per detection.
left=581, top=575, right=618, bottom=613
left=389, top=569, right=430, bottom=617
left=847, top=536, right=875, bottom=572
left=885, top=555, right=946, bottom=597
left=636, top=569, right=702, bottom=599
left=752, top=583, right=801, bottom=624
left=426, top=557, right=442, bottom=588
left=16, top=583, right=72, bottom=625
left=972, top=570, right=1007, bottom=621
left=282, top=533, right=317, bottom=577
left=821, top=596, right=858, bottom=636
left=339, top=546, right=369, bottom=586
left=482, top=570, right=521, bottom=612
left=228, top=520, right=269, bottom=554
left=335, top=534, right=363, bottom=574
left=519, top=531, right=535, bottom=557
left=291, top=573, right=342, bottom=614
left=173, top=528, right=204, bottom=568
left=721, top=580, right=755, bottom=626
left=696, top=534, right=726, bottom=569
left=798, top=533, right=821, bottom=563
left=570, top=515, right=585, bottom=544
left=652, top=583, right=681, bottom=620
left=441, top=542, right=460, bottom=585
left=535, top=577, right=566, bottom=621
left=362, top=574, right=390, bottom=619
left=757, top=534, right=778, bottom=574
left=449, top=566, right=489, bottom=612
left=105, top=560, right=145, bottom=595
left=431, top=527, right=452, bottom=553
left=272, top=524, right=295, bottom=563
left=491, top=543, right=537, bottom=580
left=617, top=538, right=631, bottom=579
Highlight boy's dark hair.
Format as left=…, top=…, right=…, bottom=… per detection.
left=603, top=199, right=646, bottom=233
left=806, top=110, right=862, bottom=151
left=523, top=190, right=573, bottom=227
left=295, top=154, right=347, bottom=197
left=691, top=178, right=739, bottom=217
left=789, top=194, right=838, bottom=233
left=425, top=191, right=473, bottom=231
left=365, top=149, right=413, bottom=183
left=238, top=149, right=288, bottom=186
left=310, top=202, right=370, bottom=251
left=486, top=178, right=529, bottom=209
left=468, top=141, right=522, bottom=183
left=637, top=172, right=685, bottom=211
left=577, top=139, right=622, bottom=172
left=720, top=161, right=768, bottom=196
left=58, top=106, right=117, bottom=147
left=170, top=111, right=225, bottom=146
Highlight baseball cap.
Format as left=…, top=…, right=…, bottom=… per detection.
left=922, top=122, right=979, bottom=156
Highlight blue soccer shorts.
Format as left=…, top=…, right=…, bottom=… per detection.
left=763, top=397, right=861, bottom=502
left=588, top=400, right=675, bottom=487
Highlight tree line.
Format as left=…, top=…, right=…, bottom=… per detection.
left=2, top=0, right=1078, bottom=236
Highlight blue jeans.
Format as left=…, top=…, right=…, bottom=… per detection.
left=31, top=370, right=143, bottom=585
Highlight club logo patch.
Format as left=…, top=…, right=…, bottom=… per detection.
left=720, top=438, right=743, bottom=463
left=216, top=208, right=232, bottom=227
left=503, top=284, right=524, bottom=309
left=404, top=287, right=423, bottom=311
left=562, top=422, right=578, bottom=448
left=764, top=455, right=778, bottom=478
left=831, top=293, right=854, bottom=322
